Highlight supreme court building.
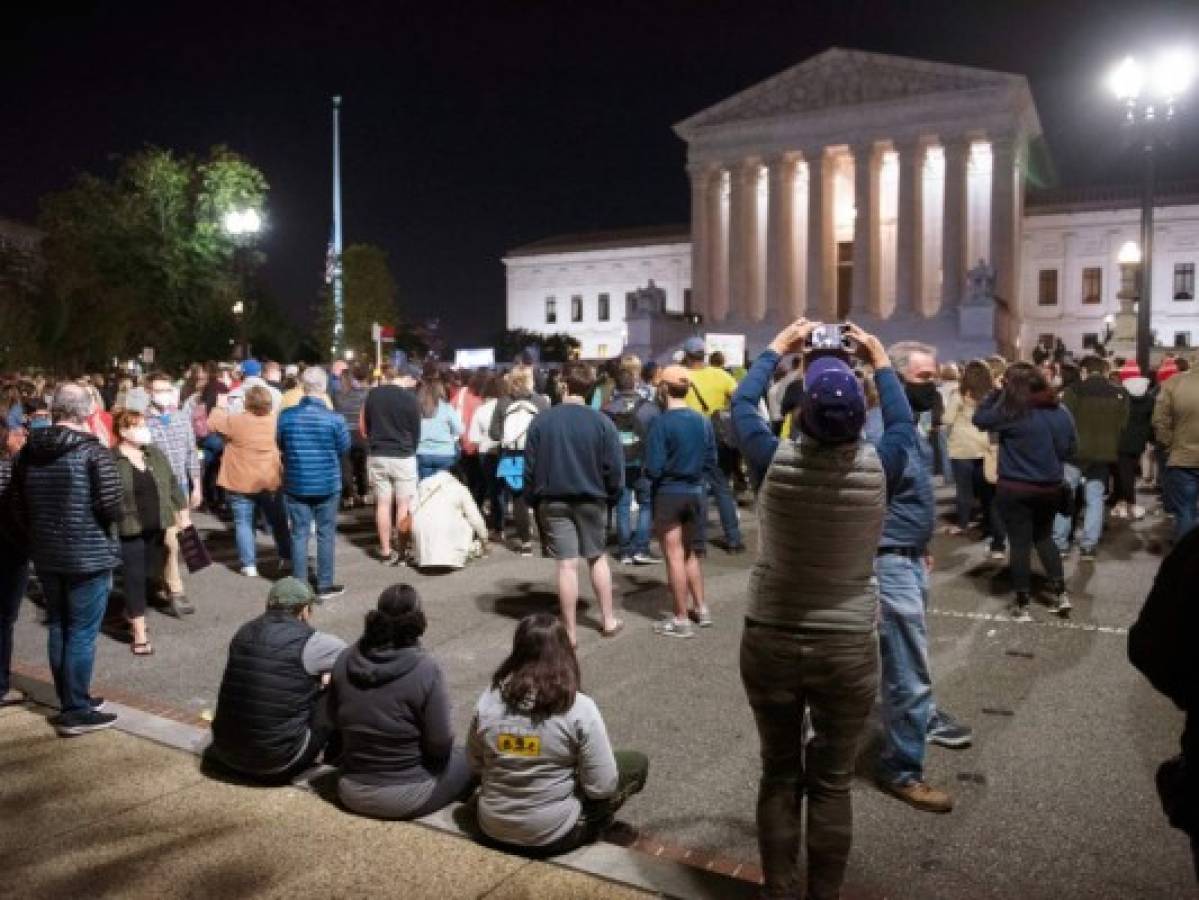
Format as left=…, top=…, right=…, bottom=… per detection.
left=504, top=48, right=1199, bottom=360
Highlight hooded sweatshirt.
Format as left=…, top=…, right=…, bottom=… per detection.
left=330, top=643, right=454, bottom=786
left=1119, top=376, right=1157, bottom=457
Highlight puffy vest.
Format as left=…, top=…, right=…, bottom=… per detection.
left=748, top=435, right=886, bottom=632
left=210, top=611, right=317, bottom=775
left=878, top=429, right=935, bottom=551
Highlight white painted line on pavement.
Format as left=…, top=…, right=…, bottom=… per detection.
left=927, top=607, right=1129, bottom=636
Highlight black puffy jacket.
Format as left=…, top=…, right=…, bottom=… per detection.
left=16, top=426, right=121, bottom=574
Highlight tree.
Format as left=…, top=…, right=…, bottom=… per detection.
left=0, top=237, right=42, bottom=369
left=496, top=328, right=581, bottom=364
left=312, top=243, right=400, bottom=361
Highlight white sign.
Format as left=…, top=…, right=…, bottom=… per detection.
left=370, top=322, right=381, bottom=342
left=704, top=333, right=745, bottom=365
left=455, top=348, right=496, bottom=369
left=141, top=346, right=155, bottom=364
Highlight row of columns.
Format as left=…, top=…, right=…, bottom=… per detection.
left=688, top=135, right=1020, bottom=326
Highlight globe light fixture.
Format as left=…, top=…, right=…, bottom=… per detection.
left=1108, top=56, right=1145, bottom=101
left=1117, top=240, right=1142, bottom=265
left=1151, top=48, right=1196, bottom=101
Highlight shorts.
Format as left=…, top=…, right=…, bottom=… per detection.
left=368, top=455, right=418, bottom=502
left=538, top=498, right=608, bottom=560
left=653, top=492, right=707, bottom=554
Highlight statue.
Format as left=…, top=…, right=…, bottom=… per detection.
left=964, top=258, right=995, bottom=307
left=958, top=258, right=995, bottom=341
left=626, top=279, right=668, bottom=316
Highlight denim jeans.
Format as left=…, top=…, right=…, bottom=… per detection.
left=286, top=493, right=339, bottom=590
left=1165, top=467, right=1199, bottom=540
left=42, top=570, right=112, bottom=716
left=418, top=453, right=458, bottom=481
left=740, top=624, right=878, bottom=900
left=229, top=490, right=292, bottom=569
left=704, top=466, right=742, bottom=547
left=0, top=542, right=30, bottom=695
left=875, top=553, right=933, bottom=786
left=615, top=468, right=652, bottom=557
left=1053, top=463, right=1106, bottom=551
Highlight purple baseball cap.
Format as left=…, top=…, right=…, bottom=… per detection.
left=800, top=356, right=865, bottom=443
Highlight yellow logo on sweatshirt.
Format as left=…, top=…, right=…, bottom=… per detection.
left=497, top=733, right=541, bottom=757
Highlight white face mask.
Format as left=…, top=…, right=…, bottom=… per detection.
left=151, top=389, right=177, bottom=410
left=125, top=426, right=153, bottom=446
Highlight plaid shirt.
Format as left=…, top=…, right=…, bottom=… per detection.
left=149, top=410, right=200, bottom=493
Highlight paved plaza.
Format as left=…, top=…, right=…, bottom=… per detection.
left=8, top=488, right=1196, bottom=899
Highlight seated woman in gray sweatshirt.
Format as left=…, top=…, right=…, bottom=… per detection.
left=467, top=613, right=648, bottom=855
left=328, top=584, right=474, bottom=819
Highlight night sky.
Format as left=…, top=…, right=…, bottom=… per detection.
left=6, top=1, right=1199, bottom=350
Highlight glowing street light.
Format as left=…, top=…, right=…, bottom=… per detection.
left=1117, top=241, right=1142, bottom=265
left=223, top=208, right=262, bottom=236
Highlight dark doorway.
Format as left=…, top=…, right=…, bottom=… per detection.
left=836, top=241, right=853, bottom=320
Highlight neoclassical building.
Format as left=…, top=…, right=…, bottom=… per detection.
left=504, top=48, right=1199, bottom=361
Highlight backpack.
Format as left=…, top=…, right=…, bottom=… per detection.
left=604, top=395, right=648, bottom=465
left=500, top=398, right=540, bottom=452
left=689, top=382, right=738, bottom=449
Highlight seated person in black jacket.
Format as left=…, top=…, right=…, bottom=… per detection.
left=205, top=577, right=346, bottom=783
left=329, top=584, right=474, bottom=819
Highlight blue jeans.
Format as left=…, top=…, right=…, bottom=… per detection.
left=875, top=553, right=933, bottom=785
left=1053, top=463, right=1105, bottom=551
left=1165, top=467, right=1199, bottom=540
left=0, top=542, right=30, bottom=695
left=704, top=465, right=742, bottom=547
left=229, top=491, right=292, bottom=569
left=286, top=493, right=339, bottom=591
left=42, top=570, right=112, bottom=716
left=615, top=469, right=652, bottom=557
left=418, top=454, right=458, bottom=481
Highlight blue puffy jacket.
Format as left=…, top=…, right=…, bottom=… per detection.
left=277, top=396, right=350, bottom=497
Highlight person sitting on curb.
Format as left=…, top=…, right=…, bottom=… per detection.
left=467, top=613, right=648, bottom=856
left=330, top=584, right=476, bottom=820
left=409, top=469, right=489, bottom=570
left=205, top=577, right=346, bottom=784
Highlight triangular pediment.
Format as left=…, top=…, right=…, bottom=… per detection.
left=676, top=48, right=1023, bottom=134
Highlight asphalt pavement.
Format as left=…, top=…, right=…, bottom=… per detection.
left=8, top=486, right=1195, bottom=899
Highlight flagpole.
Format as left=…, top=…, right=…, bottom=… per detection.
left=331, top=95, right=345, bottom=360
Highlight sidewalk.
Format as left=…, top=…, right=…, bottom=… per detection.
left=0, top=698, right=754, bottom=899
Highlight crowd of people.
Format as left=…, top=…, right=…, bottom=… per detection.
left=1, top=325, right=1196, bottom=895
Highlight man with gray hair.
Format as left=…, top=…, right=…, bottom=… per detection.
left=14, top=383, right=123, bottom=735
left=276, top=366, right=351, bottom=601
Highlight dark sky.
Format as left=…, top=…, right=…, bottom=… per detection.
left=5, top=1, right=1199, bottom=349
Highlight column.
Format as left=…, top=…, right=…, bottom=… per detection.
left=707, top=168, right=729, bottom=322
left=805, top=146, right=836, bottom=320
left=765, top=154, right=798, bottom=322
left=850, top=140, right=880, bottom=318
left=990, top=135, right=1019, bottom=347
left=727, top=159, right=761, bottom=322
left=941, top=137, right=969, bottom=312
left=687, top=163, right=711, bottom=321
left=894, top=137, right=925, bottom=317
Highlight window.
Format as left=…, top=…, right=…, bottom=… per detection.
left=571, top=294, right=583, bottom=322
left=596, top=344, right=609, bottom=358
left=1038, top=333, right=1056, bottom=350
left=1082, top=332, right=1100, bottom=350
left=1120, top=264, right=1139, bottom=297
left=1174, top=263, right=1195, bottom=300
left=545, top=296, right=557, bottom=324
left=597, top=292, right=610, bottom=322
left=683, top=288, right=693, bottom=312
left=1037, top=269, right=1058, bottom=306
left=1081, top=267, right=1102, bottom=305
left=1175, top=331, right=1192, bottom=349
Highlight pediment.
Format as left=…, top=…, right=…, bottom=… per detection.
left=676, top=48, right=1024, bottom=135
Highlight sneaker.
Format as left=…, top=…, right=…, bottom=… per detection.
left=1048, top=590, right=1072, bottom=618
left=379, top=549, right=402, bottom=567
left=1009, top=597, right=1032, bottom=622
left=688, top=606, right=713, bottom=628
left=1130, top=505, right=1147, bottom=520
left=1110, top=503, right=1128, bottom=519
left=725, top=543, right=747, bottom=555
left=316, top=584, right=346, bottom=603
left=89, top=696, right=107, bottom=712
left=55, top=710, right=118, bottom=737
left=877, top=778, right=954, bottom=813
left=632, top=552, right=663, bottom=565
left=0, top=688, right=26, bottom=707
left=519, top=542, right=534, bottom=557
left=1079, top=547, right=1097, bottom=562
left=927, top=710, right=973, bottom=749
left=239, top=565, right=259, bottom=578
left=168, top=595, right=195, bottom=616
left=989, top=548, right=1006, bottom=561
left=652, top=618, right=695, bottom=639
left=619, top=556, right=635, bottom=566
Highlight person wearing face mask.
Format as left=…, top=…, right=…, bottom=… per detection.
left=112, top=411, right=188, bottom=648
left=868, top=341, right=973, bottom=816
left=145, top=373, right=201, bottom=616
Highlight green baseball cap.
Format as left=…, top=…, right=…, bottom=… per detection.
left=267, top=577, right=316, bottom=609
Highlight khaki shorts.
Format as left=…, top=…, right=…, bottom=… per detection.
left=368, top=455, right=418, bottom=502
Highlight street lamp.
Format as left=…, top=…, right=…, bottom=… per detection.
left=1107, top=48, right=1195, bottom=372
left=223, top=208, right=262, bottom=360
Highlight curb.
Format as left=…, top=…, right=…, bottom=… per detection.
left=11, top=667, right=761, bottom=900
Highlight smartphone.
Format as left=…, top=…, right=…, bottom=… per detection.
left=804, top=323, right=852, bottom=352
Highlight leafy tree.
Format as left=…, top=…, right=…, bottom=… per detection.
left=496, top=328, right=580, bottom=364
left=312, top=242, right=400, bottom=361
left=0, top=237, right=43, bottom=368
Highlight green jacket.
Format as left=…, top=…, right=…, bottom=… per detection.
left=1153, top=370, right=1199, bottom=468
left=113, top=445, right=186, bottom=538
left=1062, top=375, right=1129, bottom=469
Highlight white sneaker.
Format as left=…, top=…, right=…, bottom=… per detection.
left=1130, top=505, right=1146, bottom=520
left=652, top=617, right=695, bottom=639
left=1110, top=504, right=1128, bottom=519
left=240, top=565, right=259, bottom=578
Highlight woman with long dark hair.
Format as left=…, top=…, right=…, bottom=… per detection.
left=467, top=613, right=647, bottom=855
left=330, top=584, right=474, bottom=819
left=974, top=362, right=1077, bottom=621
left=944, top=360, right=1005, bottom=554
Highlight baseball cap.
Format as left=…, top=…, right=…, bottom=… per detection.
left=241, top=359, right=262, bottom=378
left=267, top=576, right=316, bottom=609
left=659, top=365, right=691, bottom=389
left=682, top=336, right=706, bottom=356
left=800, top=356, right=865, bottom=444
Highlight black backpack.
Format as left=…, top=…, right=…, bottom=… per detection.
left=604, top=395, right=648, bottom=465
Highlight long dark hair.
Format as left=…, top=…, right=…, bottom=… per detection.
left=417, top=379, right=445, bottom=418
left=360, top=584, right=426, bottom=653
left=960, top=360, right=995, bottom=403
left=492, top=613, right=580, bottom=721
left=998, top=362, right=1053, bottom=420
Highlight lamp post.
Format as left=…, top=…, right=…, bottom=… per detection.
left=223, top=208, right=262, bottom=361
left=1107, top=49, right=1194, bottom=372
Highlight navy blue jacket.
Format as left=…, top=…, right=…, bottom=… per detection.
left=973, top=391, right=1076, bottom=485
left=873, top=423, right=936, bottom=551
left=277, top=396, right=351, bottom=497
left=524, top=401, right=624, bottom=504
left=643, top=407, right=718, bottom=495
left=732, top=349, right=915, bottom=497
